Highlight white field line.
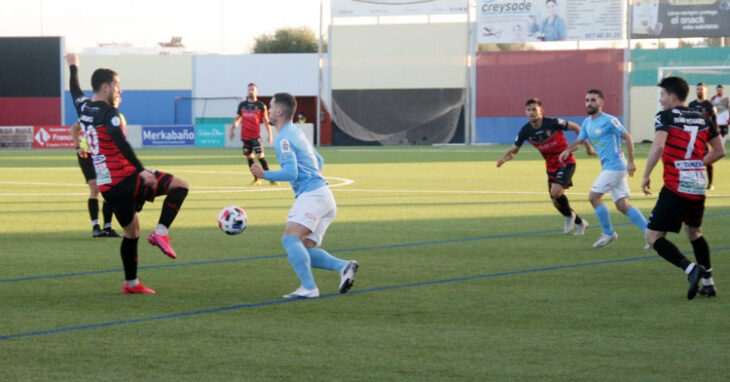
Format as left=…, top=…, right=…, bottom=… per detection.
left=0, top=176, right=355, bottom=196
left=2, top=171, right=728, bottom=198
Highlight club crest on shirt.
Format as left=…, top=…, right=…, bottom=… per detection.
left=111, top=116, right=121, bottom=126
left=594, top=128, right=602, bottom=136
left=280, top=139, right=291, bottom=153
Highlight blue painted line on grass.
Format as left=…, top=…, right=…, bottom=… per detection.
left=3, top=209, right=730, bottom=284
left=0, top=228, right=561, bottom=284
left=3, top=247, right=728, bottom=341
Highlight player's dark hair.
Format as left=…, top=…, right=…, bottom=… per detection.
left=248, top=82, right=257, bottom=88
left=525, top=97, right=542, bottom=107
left=91, top=68, right=118, bottom=92
left=697, top=82, right=706, bottom=87
left=546, top=0, right=557, bottom=4
left=273, top=92, right=297, bottom=120
left=587, top=89, right=604, bottom=99
left=718, top=84, right=723, bottom=89
left=658, top=76, right=689, bottom=102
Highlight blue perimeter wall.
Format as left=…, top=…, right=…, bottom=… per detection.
left=475, top=116, right=625, bottom=145
left=63, top=90, right=192, bottom=126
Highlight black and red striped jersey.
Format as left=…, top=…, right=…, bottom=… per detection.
left=688, top=99, right=717, bottom=125
left=236, top=100, right=267, bottom=140
left=69, top=66, right=143, bottom=192
left=514, top=117, right=575, bottom=172
left=654, top=106, right=718, bottom=200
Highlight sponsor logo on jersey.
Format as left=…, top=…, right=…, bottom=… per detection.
left=280, top=139, right=291, bottom=153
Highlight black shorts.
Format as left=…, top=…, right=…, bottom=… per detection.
left=242, top=138, right=263, bottom=156
left=720, top=125, right=728, bottom=136
left=647, top=186, right=705, bottom=233
left=547, top=163, right=575, bottom=188
left=101, top=170, right=175, bottom=227
left=77, top=154, right=96, bottom=182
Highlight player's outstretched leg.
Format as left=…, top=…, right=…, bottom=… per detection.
left=148, top=176, right=189, bottom=259
left=307, top=247, right=358, bottom=294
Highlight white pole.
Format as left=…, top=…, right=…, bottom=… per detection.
left=316, top=0, right=323, bottom=146
left=624, top=0, right=632, bottom=133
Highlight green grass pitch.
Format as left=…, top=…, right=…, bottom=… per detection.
left=1, top=145, right=729, bottom=381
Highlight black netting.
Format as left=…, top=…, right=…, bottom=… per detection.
left=331, top=88, right=465, bottom=145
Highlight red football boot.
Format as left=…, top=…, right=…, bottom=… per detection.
left=121, top=283, right=156, bottom=294
left=147, top=232, right=177, bottom=259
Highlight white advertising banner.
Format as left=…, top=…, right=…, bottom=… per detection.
left=477, top=0, right=624, bottom=44
left=332, top=0, right=468, bottom=17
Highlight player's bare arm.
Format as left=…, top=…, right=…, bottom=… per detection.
left=263, top=111, right=273, bottom=146
left=69, top=121, right=89, bottom=158
left=566, top=121, right=596, bottom=157
left=559, top=138, right=583, bottom=162
left=497, top=145, right=520, bottom=167
left=705, top=135, right=726, bottom=166
left=622, top=131, right=637, bottom=176
left=230, top=116, right=242, bottom=139
left=641, top=130, right=667, bottom=195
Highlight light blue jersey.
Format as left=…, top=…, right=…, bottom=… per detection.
left=579, top=112, right=627, bottom=171
left=265, top=122, right=327, bottom=197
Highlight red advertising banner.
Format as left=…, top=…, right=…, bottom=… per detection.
left=32, top=126, right=74, bottom=149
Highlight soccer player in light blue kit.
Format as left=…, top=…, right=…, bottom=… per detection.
left=251, top=92, right=358, bottom=299
left=560, top=89, right=648, bottom=248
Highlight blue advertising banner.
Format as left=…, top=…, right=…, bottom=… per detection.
left=142, top=125, right=195, bottom=147
left=195, top=124, right=225, bottom=147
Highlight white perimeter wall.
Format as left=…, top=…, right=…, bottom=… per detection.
left=193, top=54, right=319, bottom=119
left=331, top=23, right=469, bottom=90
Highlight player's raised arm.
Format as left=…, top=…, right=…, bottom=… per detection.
left=65, top=53, right=85, bottom=102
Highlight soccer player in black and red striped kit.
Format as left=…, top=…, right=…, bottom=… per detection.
left=71, top=119, right=120, bottom=238
left=66, top=53, right=189, bottom=294
left=498, top=98, right=596, bottom=235
left=229, top=83, right=274, bottom=185
left=642, top=76, right=726, bottom=299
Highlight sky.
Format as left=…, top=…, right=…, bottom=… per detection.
left=0, top=0, right=323, bottom=54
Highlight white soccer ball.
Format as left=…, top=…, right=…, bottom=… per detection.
left=217, top=206, right=247, bottom=235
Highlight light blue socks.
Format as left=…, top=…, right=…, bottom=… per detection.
left=307, top=247, right=346, bottom=271
left=594, top=204, right=614, bottom=235
left=626, top=207, right=648, bottom=233
left=282, top=236, right=316, bottom=289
